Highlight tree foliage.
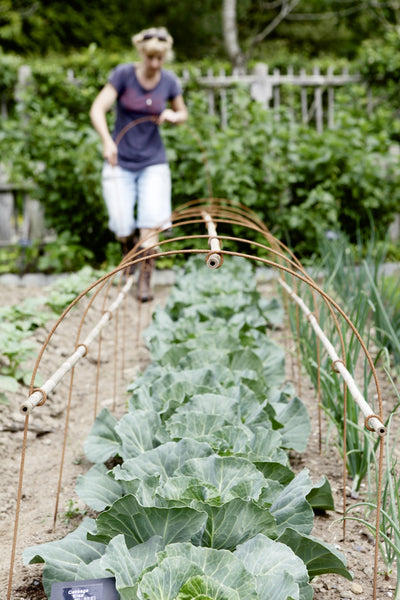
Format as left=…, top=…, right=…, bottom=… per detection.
left=0, top=0, right=222, bottom=58
left=1, top=0, right=397, bottom=62
left=357, top=29, right=400, bottom=114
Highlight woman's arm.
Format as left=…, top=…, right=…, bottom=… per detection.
left=158, top=94, right=188, bottom=125
left=90, top=83, right=119, bottom=166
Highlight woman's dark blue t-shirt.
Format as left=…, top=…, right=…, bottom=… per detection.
left=108, top=63, right=182, bottom=171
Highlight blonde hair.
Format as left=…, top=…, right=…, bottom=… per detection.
left=132, top=27, right=174, bottom=61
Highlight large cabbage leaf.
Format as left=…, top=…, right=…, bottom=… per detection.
left=23, top=518, right=106, bottom=597
left=139, top=543, right=259, bottom=600
left=83, top=408, right=121, bottom=463
left=234, top=533, right=313, bottom=600
left=87, top=494, right=207, bottom=547
left=277, top=528, right=353, bottom=581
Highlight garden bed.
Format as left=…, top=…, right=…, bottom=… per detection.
left=0, top=270, right=396, bottom=600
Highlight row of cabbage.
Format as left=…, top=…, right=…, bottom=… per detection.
left=24, top=256, right=352, bottom=599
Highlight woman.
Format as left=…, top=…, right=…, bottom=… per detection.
left=90, top=27, right=188, bottom=301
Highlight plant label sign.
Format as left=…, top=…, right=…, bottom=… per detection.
left=51, top=577, right=118, bottom=600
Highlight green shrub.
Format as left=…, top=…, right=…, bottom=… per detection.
left=1, top=51, right=399, bottom=264
left=166, top=88, right=400, bottom=256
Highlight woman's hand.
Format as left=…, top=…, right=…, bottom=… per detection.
left=103, top=138, right=118, bottom=166
left=157, top=95, right=188, bottom=126
left=157, top=108, right=180, bottom=125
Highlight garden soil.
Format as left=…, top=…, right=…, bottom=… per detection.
left=0, top=272, right=397, bottom=600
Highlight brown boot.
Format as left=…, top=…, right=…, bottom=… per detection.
left=137, top=247, right=157, bottom=302
left=118, top=231, right=139, bottom=275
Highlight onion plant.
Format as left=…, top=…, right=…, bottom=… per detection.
left=364, top=263, right=400, bottom=369
left=284, top=229, right=400, bottom=594
left=285, top=278, right=378, bottom=495
left=344, top=374, right=400, bottom=598
left=284, top=230, right=398, bottom=494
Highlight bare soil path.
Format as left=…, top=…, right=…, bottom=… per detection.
left=0, top=272, right=396, bottom=600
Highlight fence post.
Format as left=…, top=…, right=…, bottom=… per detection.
left=250, top=63, right=272, bottom=107
left=206, top=67, right=215, bottom=117
left=286, top=66, right=296, bottom=127
left=219, top=69, right=228, bottom=128
left=327, top=65, right=335, bottom=129
left=272, top=68, right=281, bottom=119
left=300, top=69, right=308, bottom=124
left=15, top=65, right=33, bottom=117
left=22, top=199, right=45, bottom=241
left=0, top=166, right=15, bottom=245
left=313, top=66, right=323, bottom=133
left=9, top=65, right=45, bottom=244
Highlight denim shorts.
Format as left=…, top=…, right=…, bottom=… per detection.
left=101, top=162, right=172, bottom=237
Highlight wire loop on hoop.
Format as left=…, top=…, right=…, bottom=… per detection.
left=76, top=343, right=88, bottom=357
left=332, top=358, right=346, bottom=373
left=31, top=387, right=47, bottom=406
left=365, top=414, right=383, bottom=432
left=306, top=311, right=318, bottom=323
left=206, top=250, right=224, bottom=270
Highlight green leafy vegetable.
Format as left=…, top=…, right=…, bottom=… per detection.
left=24, top=256, right=351, bottom=597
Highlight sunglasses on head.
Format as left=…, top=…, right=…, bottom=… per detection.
left=142, top=33, right=167, bottom=42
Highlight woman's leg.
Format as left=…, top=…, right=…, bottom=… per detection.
left=102, top=162, right=137, bottom=239
left=102, top=163, right=139, bottom=271
left=136, top=163, right=172, bottom=242
left=135, top=164, right=172, bottom=300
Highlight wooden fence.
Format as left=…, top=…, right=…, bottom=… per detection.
left=1, top=63, right=362, bottom=132
left=181, top=63, right=361, bottom=132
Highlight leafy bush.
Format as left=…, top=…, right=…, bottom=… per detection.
left=1, top=110, right=111, bottom=263
left=0, top=51, right=21, bottom=113
left=1, top=50, right=400, bottom=264
left=165, top=88, right=400, bottom=256
left=356, top=30, right=400, bottom=138
left=0, top=297, right=47, bottom=401
left=357, top=30, right=400, bottom=97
